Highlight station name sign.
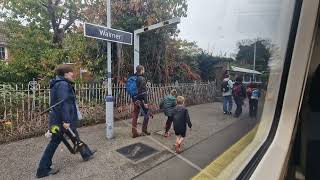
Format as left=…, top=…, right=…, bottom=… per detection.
left=84, top=22, right=133, bottom=45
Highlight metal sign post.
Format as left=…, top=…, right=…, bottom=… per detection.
left=105, top=0, right=113, bottom=139
left=253, top=41, right=257, bottom=82
left=133, top=17, right=180, bottom=73
left=84, top=0, right=132, bottom=139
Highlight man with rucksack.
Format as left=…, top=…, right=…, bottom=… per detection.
left=221, top=74, right=233, bottom=115
left=126, top=65, right=151, bottom=138
left=232, top=76, right=246, bottom=118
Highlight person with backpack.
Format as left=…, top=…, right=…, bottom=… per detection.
left=221, top=74, right=233, bottom=115
left=248, top=83, right=261, bottom=118
left=160, top=89, right=178, bottom=137
left=36, top=64, right=95, bottom=178
left=232, top=76, right=246, bottom=118
left=126, top=65, right=151, bottom=138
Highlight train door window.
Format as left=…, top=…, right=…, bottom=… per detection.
left=256, top=75, right=261, bottom=82
left=244, top=74, right=251, bottom=82
left=0, top=47, right=5, bottom=60
left=191, top=0, right=302, bottom=179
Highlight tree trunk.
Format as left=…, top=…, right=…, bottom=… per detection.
left=116, top=43, right=123, bottom=82
left=164, top=44, right=169, bottom=84
left=157, top=45, right=163, bottom=84
left=53, top=28, right=64, bottom=47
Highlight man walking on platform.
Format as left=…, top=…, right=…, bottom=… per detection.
left=130, top=65, right=151, bottom=138
left=221, top=74, right=233, bottom=115
left=232, top=76, right=246, bottom=118
left=36, top=64, right=95, bottom=178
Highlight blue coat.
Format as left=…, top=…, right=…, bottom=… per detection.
left=48, top=76, right=79, bottom=129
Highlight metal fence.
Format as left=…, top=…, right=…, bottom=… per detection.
left=0, top=81, right=217, bottom=143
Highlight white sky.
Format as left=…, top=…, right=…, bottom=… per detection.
left=178, top=0, right=282, bottom=56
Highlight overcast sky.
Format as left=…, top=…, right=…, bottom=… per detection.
left=178, top=0, right=282, bottom=56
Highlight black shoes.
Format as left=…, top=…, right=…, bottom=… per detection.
left=83, top=149, right=97, bottom=161
left=224, top=112, right=232, bottom=115
left=141, top=131, right=151, bottom=136
left=36, top=168, right=59, bottom=178
left=132, top=133, right=141, bottom=138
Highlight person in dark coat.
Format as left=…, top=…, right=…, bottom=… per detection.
left=36, top=64, right=95, bottom=178
left=173, top=96, right=192, bottom=153
left=131, top=65, right=151, bottom=138
left=160, top=89, right=177, bottom=137
left=248, top=83, right=261, bottom=118
left=232, top=76, right=246, bottom=118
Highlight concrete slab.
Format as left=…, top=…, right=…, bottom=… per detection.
left=133, top=113, right=258, bottom=180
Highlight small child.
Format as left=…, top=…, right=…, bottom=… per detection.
left=173, top=96, right=192, bottom=153
left=160, top=89, right=178, bottom=137
left=249, top=83, right=261, bottom=118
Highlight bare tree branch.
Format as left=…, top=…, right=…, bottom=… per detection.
left=63, top=1, right=78, bottom=31
left=47, top=0, right=58, bottom=30
left=54, top=0, right=61, bottom=6
left=57, top=17, right=62, bottom=27
left=39, top=0, right=48, bottom=8
left=63, top=17, right=76, bottom=31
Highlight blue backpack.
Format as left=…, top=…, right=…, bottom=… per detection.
left=251, top=89, right=260, bottom=100
left=126, top=75, right=138, bottom=97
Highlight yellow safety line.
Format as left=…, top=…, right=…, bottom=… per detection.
left=192, top=125, right=258, bottom=180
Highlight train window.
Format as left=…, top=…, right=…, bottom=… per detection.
left=0, top=47, right=5, bottom=60
left=244, top=74, right=251, bottom=82
left=256, top=75, right=261, bottom=83
left=0, top=0, right=303, bottom=180
left=187, top=0, right=301, bottom=179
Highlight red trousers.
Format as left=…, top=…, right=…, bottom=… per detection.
left=131, top=102, right=149, bottom=135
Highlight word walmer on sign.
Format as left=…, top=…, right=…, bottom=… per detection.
left=84, top=22, right=133, bottom=45
left=99, top=29, right=122, bottom=40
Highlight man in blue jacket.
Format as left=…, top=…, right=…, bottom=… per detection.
left=36, top=64, right=95, bottom=178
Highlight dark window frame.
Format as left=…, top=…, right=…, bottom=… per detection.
left=0, top=46, right=5, bottom=60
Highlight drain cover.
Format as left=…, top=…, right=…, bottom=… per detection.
left=116, top=142, right=158, bottom=162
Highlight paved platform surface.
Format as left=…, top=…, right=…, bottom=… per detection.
left=0, top=102, right=258, bottom=180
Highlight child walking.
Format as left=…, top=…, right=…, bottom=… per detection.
left=159, top=89, right=177, bottom=137
left=249, top=84, right=261, bottom=118
left=173, top=96, right=192, bottom=153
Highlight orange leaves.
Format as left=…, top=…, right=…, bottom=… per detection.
left=179, top=63, right=201, bottom=81
left=144, top=16, right=158, bottom=26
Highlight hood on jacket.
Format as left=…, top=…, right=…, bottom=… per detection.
left=234, top=81, right=242, bottom=86
left=49, top=76, right=73, bottom=89
left=175, top=105, right=185, bottom=111
left=167, top=95, right=176, bottom=100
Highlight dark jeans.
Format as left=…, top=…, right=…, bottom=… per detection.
left=249, top=99, right=258, bottom=117
left=223, top=95, right=233, bottom=113
left=165, top=116, right=174, bottom=133
left=234, top=97, right=243, bottom=117
left=36, top=129, right=92, bottom=177
left=132, top=101, right=149, bottom=135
